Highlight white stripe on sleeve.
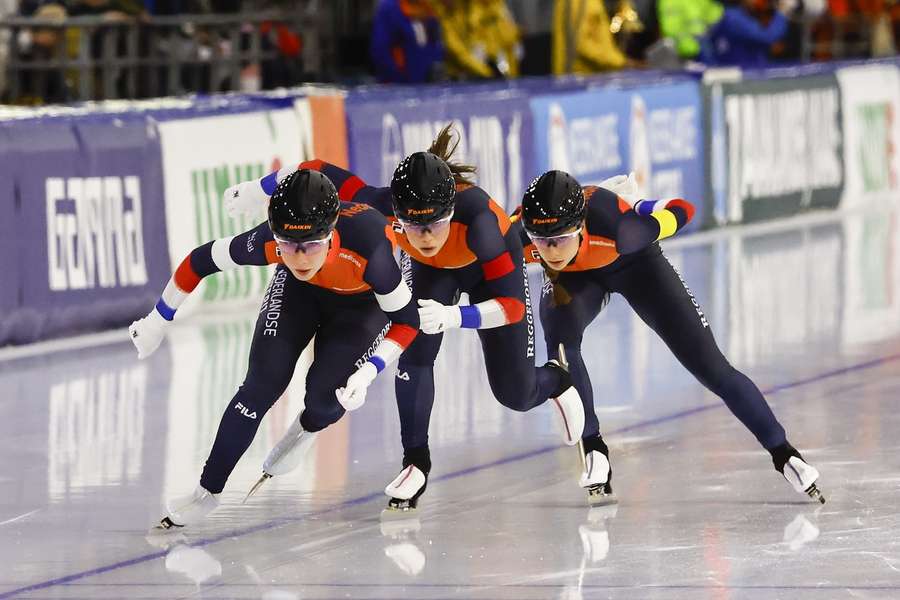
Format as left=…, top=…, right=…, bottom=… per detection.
left=375, top=281, right=413, bottom=313
left=211, top=236, right=238, bottom=271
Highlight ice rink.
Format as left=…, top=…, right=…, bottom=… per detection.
left=3, top=207, right=900, bottom=600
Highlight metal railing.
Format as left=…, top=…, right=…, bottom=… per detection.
left=1, top=11, right=326, bottom=104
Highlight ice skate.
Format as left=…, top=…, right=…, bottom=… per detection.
left=772, top=443, right=825, bottom=504
left=546, top=344, right=585, bottom=446
left=157, top=485, right=220, bottom=529
left=382, top=464, right=428, bottom=519
left=578, top=436, right=616, bottom=506
left=244, top=413, right=317, bottom=502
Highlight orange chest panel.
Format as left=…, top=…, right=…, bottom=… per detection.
left=523, top=234, right=620, bottom=271
left=392, top=221, right=478, bottom=269
left=566, top=235, right=620, bottom=271
left=307, top=231, right=372, bottom=294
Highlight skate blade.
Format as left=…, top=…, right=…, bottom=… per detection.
left=806, top=484, right=826, bottom=505
left=380, top=505, right=419, bottom=521
left=587, top=491, right=618, bottom=507
left=155, top=516, right=184, bottom=531
left=243, top=473, right=272, bottom=504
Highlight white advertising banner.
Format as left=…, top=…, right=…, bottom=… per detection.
left=158, top=108, right=309, bottom=315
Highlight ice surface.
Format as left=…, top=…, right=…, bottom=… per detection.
left=2, top=209, right=900, bottom=599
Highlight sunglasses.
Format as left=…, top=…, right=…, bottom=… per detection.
left=274, top=232, right=333, bottom=256
left=397, top=210, right=454, bottom=236
left=526, top=228, right=582, bottom=250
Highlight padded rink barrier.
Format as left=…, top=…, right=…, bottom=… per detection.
left=2, top=59, right=900, bottom=346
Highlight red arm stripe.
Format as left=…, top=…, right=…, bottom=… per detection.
left=482, top=252, right=515, bottom=281
left=299, top=159, right=325, bottom=171
left=386, top=324, right=418, bottom=348
left=174, top=255, right=201, bottom=293
left=495, top=297, right=526, bottom=324
left=338, top=175, right=366, bottom=201
left=666, top=198, right=696, bottom=223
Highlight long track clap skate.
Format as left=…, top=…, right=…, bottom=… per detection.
left=243, top=414, right=316, bottom=503
left=157, top=485, right=220, bottom=530
left=578, top=438, right=617, bottom=506
left=773, top=443, right=826, bottom=504
left=381, top=464, right=428, bottom=520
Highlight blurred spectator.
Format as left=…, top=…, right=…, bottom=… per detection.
left=67, top=0, right=143, bottom=19
left=0, top=0, right=16, bottom=99
left=433, top=0, right=521, bottom=79
left=370, top=0, right=445, bottom=83
left=553, top=0, right=631, bottom=73
left=704, top=0, right=790, bottom=67
left=13, top=2, right=70, bottom=103
left=657, top=0, right=724, bottom=59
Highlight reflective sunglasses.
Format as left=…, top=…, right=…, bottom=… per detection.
left=274, top=231, right=333, bottom=256
left=526, top=228, right=582, bottom=250
left=397, top=210, right=454, bottom=236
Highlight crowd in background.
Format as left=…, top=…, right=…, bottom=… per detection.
left=371, top=0, right=900, bottom=83
left=1, top=0, right=899, bottom=103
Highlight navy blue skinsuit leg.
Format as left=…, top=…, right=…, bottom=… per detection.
left=603, top=247, right=787, bottom=450
left=200, top=266, right=390, bottom=494
left=394, top=256, right=459, bottom=458
left=470, top=247, right=564, bottom=412
left=540, top=267, right=610, bottom=441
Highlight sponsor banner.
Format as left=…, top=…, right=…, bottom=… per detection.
left=156, top=108, right=306, bottom=315
left=705, top=74, right=844, bottom=225
left=836, top=64, right=900, bottom=208
left=345, top=88, right=533, bottom=211
left=530, top=80, right=705, bottom=229
left=4, top=115, right=168, bottom=344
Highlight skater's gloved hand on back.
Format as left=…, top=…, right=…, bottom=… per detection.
left=599, top=171, right=639, bottom=205
left=128, top=309, right=168, bottom=359
left=223, top=180, right=269, bottom=218
left=336, top=361, right=378, bottom=411
left=417, top=299, right=462, bottom=335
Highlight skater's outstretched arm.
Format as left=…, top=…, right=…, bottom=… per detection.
left=129, top=221, right=280, bottom=358
left=611, top=193, right=696, bottom=255
left=225, top=160, right=393, bottom=218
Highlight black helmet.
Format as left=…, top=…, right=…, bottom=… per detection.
left=268, top=169, right=340, bottom=242
left=521, top=170, right=585, bottom=237
left=390, top=152, right=456, bottom=224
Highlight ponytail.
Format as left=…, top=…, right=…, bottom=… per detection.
left=428, top=123, right=477, bottom=185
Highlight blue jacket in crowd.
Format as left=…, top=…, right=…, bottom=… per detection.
left=704, top=7, right=788, bottom=68
left=370, top=0, right=445, bottom=84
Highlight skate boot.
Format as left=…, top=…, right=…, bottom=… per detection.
left=545, top=360, right=585, bottom=446
left=244, top=412, right=317, bottom=502
left=580, top=436, right=616, bottom=506
left=771, top=443, right=825, bottom=504
left=158, top=485, right=220, bottom=529
left=382, top=446, right=430, bottom=520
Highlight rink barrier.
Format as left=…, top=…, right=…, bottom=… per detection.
left=702, top=57, right=900, bottom=227
left=2, top=59, right=900, bottom=346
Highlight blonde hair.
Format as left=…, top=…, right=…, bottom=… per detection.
left=427, top=123, right=477, bottom=185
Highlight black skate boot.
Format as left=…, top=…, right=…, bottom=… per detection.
left=771, top=443, right=825, bottom=504
left=580, top=435, right=616, bottom=506
left=382, top=446, right=431, bottom=519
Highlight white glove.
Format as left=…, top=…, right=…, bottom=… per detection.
left=599, top=171, right=639, bottom=205
left=336, top=361, right=378, bottom=411
left=128, top=309, right=168, bottom=359
left=417, top=299, right=462, bottom=335
left=223, top=179, right=269, bottom=218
